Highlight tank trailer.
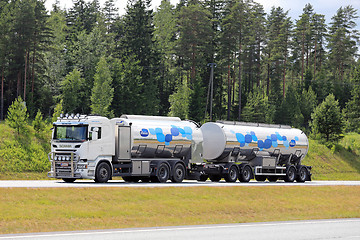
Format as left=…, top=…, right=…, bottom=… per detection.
left=48, top=115, right=311, bottom=183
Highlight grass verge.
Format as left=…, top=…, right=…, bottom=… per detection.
left=0, top=186, right=359, bottom=234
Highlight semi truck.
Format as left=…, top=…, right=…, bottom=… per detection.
left=48, top=114, right=311, bottom=183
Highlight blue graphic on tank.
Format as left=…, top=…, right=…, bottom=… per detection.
left=231, top=131, right=298, bottom=151
left=141, top=126, right=193, bottom=146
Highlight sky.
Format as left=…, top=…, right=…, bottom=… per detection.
left=45, top=0, right=360, bottom=29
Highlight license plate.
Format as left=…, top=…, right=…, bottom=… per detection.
left=60, top=162, right=69, bottom=167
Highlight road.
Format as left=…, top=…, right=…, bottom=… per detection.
left=0, top=219, right=359, bottom=240
left=0, top=180, right=360, bottom=188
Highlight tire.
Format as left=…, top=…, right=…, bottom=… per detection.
left=209, top=175, right=222, bottom=182
left=268, top=176, right=278, bottom=182
left=62, top=178, right=76, bottom=183
left=95, top=162, right=111, bottom=183
left=171, top=163, right=186, bottom=183
left=156, top=163, right=170, bottom=183
left=198, top=175, right=208, bottom=182
left=296, top=167, right=308, bottom=183
left=255, top=175, right=266, bottom=182
left=239, top=165, right=252, bottom=182
left=224, top=165, right=238, bottom=182
left=284, top=166, right=296, bottom=182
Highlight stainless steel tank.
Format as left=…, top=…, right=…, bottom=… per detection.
left=201, top=122, right=309, bottom=161
left=117, top=115, right=200, bottom=159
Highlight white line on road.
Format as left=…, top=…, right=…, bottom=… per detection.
left=1, top=219, right=360, bottom=239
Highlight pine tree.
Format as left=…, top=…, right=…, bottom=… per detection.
left=176, top=2, right=212, bottom=82
left=6, top=96, right=29, bottom=135
left=90, top=56, right=114, bottom=118
left=33, top=109, right=45, bottom=133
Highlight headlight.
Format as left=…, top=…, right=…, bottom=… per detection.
left=62, top=156, right=65, bottom=161
left=66, top=156, right=70, bottom=161
left=77, top=164, right=87, bottom=169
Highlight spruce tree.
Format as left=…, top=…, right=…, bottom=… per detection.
left=343, top=66, right=360, bottom=132
left=61, top=68, right=85, bottom=114
left=91, top=56, right=114, bottom=118
left=310, top=94, right=344, bottom=142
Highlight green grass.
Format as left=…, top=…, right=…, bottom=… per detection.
left=303, top=133, right=360, bottom=180
left=0, top=122, right=51, bottom=174
left=0, top=186, right=359, bottom=234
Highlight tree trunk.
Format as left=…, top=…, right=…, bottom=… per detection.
left=24, top=50, right=29, bottom=101
left=17, top=71, right=21, bottom=97
left=301, top=31, right=305, bottom=84
left=238, top=42, right=242, bottom=121
left=266, top=53, right=270, bottom=96
left=32, top=45, right=36, bottom=93
left=227, top=63, right=231, bottom=120
left=1, top=66, right=4, bottom=120
left=313, top=39, right=317, bottom=82
left=283, top=57, right=286, bottom=98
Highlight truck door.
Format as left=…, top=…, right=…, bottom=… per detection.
left=118, top=126, right=131, bottom=160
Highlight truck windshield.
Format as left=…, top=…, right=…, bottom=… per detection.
left=54, top=125, right=88, bottom=141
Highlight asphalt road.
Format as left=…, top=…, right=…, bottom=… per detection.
left=0, top=219, right=359, bottom=240
left=0, top=180, right=360, bottom=188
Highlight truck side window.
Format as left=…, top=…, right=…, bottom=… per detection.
left=90, top=127, right=102, bottom=140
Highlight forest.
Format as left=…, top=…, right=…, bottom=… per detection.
left=0, top=0, right=359, bottom=140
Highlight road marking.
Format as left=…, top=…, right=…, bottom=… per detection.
left=1, top=219, right=359, bottom=239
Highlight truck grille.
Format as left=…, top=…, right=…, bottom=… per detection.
left=49, top=152, right=79, bottom=178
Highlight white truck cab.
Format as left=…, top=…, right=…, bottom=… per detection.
left=48, top=115, right=114, bottom=182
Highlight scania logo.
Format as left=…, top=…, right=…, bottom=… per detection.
left=59, top=144, right=72, bottom=148
left=140, top=129, right=149, bottom=137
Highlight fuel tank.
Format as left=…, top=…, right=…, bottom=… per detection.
left=200, top=121, right=309, bottom=161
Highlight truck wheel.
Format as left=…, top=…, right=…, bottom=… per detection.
left=156, top=163, right=170, bottom=183
left=239, top=165, right=252, bottom=182
left=209, top=175, right=221, bottom=182
left=198, top=175, right=208, bottom=182
left=284, top=166, right=296, bottom=182
left=95, top=162, right=111, bottom=183
left=255, top=175, right=266, bottom=182
left=296, top=167, right=307, bottom=182
left=225, top=165, right=238, bottom=182
left=268, top=176, right=278, bottom=182
left=62, top=178, right=76, bottom=183
left=171, top=163, right=185, bottom=183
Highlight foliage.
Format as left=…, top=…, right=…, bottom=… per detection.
left=0, top=123, right=50, bottom=173
left=61, top=68, right=85, bottom=114
left=33, top=109, right=45, bottom=133
left=169, top=79, right=192, bottom=119
left=302, top=134, right=360, bottom=180
left=343, top=65, right=360, bottom=133
left=90, top=56, right=114, bottom=118
left=310, top=94, right=344, bottom=142
left=6, top=97, right=29, bottom=135
left=0, top=0, right=360, bottom=146
left=52, top=100, right=63, bottom=123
